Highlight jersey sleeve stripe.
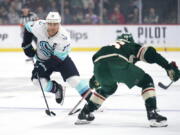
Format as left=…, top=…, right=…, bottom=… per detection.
left=54, top=51, right=68, bottom=61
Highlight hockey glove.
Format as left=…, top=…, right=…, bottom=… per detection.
left=31, top=62, right=47, bottom=80
left=166, top=61, right=180, bottom=82
left=89, top=75, right=100, bottom=89
left=22, top=43, right=36, bottom=58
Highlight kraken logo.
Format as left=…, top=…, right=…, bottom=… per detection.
left=39, top=41, right=54, bottom=57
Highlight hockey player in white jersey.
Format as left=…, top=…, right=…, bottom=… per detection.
left=22, top=12, right=91, bottom=104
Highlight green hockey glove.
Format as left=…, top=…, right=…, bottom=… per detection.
left=166, top=61, right=180, bottom=82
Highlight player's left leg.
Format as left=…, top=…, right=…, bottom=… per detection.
left=32, top=65, right=64, bottom=104
left=75, top=84, right=118, bottom=125
left=137, top=73, right=168, bottom=127
left=111, top=62, right=167, bottom=127
left=56, top=56, right=92, bottom=101
left=75, top=61, right=118, bottom=124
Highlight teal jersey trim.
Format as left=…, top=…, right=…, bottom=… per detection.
left=75, top=80, right=89, bottom=95
left=45, top=81, right=53, bottom=92
left=54, top=50, right=69, bottom=61
left=25, top=22, right=33, bottom=33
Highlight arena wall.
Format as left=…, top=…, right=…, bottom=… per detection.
left=0, top=25, right=180, bottom=52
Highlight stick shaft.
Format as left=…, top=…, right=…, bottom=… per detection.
left=68, top=90, right=91, bottom=115
left=37, top=75, right=51, bottom=112
left=32, top=59, right=52, bottom=114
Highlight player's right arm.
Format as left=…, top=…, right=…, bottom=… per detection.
left=133, top=44, right=180, bottom=81
left=117, top=33, right=179, bottom=81
left=21, top=25, right=36, bottom=57
left=134, top=44, right=170, bottom=68
left=22, top=20, right=45, bottom=57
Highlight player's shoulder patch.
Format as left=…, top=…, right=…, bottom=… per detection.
left=33, top=20, right=46, bottom=31
left=37, top=20, right=46, bottom=25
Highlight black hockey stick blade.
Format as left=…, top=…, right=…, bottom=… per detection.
left=68, top=108, right=81, bottom=115
left=158, top=81, right=173, bottom=89
left=45, top=110, right=56, bottom=116
left=50, top=111, right=56, bottom=116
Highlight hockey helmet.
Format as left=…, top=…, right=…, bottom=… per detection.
left=46, top=12, right=61, bottom=23
left=117, top=33, right=134, bottom=43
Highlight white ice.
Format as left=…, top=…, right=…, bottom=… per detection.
left=0, top=51, right=180, bottom=135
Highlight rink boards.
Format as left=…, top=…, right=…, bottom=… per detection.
left=0, top=25, right=180, bottom=52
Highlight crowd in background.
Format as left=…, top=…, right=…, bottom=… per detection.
left=0, top=0, right=178, bottom=25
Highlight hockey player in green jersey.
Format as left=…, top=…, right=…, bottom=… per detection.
left=75, top=33, right=180, bottom=127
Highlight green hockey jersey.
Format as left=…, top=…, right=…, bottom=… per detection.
left=92, top=42, right=146, bottom=64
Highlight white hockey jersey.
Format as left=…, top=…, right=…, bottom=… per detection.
left=25, top=20, right=71, bottom=61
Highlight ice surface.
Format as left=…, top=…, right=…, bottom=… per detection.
left=0, top=52, right=180, bottom=135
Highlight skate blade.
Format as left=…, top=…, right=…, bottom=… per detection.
left=74, top=119, right=91, bottom=125
left=150, top=120, right=168, bottom=127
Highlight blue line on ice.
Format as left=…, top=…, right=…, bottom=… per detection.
left=0, top=106, right=180, bottom=112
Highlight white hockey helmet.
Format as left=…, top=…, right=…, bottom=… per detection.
left=46, top=12, right=61, bottom=23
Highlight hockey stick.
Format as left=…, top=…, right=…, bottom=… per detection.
left=37, top=75, right=56, bottom=116
left=158, top=81, right=173, bottom=90
left=68, top=90, right=91, bottom=115
left=32, top=59, right=56, bottom=116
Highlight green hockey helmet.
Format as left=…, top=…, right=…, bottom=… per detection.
left=116, top=33, right=134, bottom=43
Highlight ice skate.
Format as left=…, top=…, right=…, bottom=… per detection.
left=148, top=110, right=168, bottom=127
left=54, top=82, right=65, bottom=105
left=75, top=104, right=95, bottom=125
